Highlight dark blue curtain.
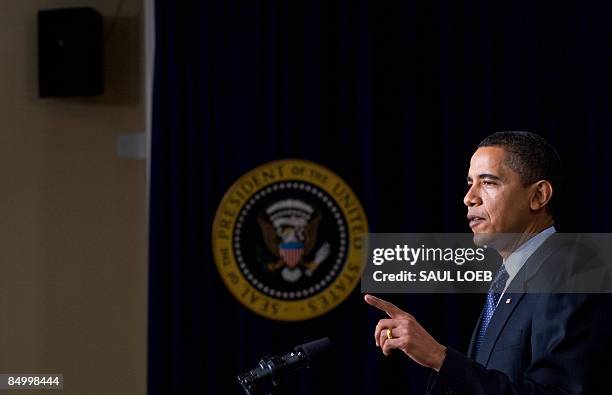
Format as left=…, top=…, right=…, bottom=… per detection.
left=149, top=1, right=610, bottom=394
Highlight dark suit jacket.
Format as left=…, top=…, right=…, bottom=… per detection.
left=427, top=234, right=612, bottom=395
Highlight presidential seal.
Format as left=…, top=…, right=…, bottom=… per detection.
left=212, top=159, right=368, bottom=321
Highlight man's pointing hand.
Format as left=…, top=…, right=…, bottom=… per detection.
left=365, top=294, right=447, bottom=371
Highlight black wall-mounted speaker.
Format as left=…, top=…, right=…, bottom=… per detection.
left=38, top=7, right=104, bottom=98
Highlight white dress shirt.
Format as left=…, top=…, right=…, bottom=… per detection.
left=497, top=225, right=557, bottom=305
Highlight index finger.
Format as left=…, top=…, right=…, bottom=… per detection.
left=364, top=294, right=409, bottom=318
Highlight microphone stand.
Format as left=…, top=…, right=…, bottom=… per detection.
left=237, top=352, right=304, bottom=395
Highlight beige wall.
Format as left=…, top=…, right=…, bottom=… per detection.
left=0, top=1, right=147, bottom=394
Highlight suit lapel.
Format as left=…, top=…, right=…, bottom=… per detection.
left=476, top=292, right=525, bottom=365
left=475, top=234, right=560, bottom=365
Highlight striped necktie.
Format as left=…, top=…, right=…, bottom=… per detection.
left=473, top=264, right=509, bottom=359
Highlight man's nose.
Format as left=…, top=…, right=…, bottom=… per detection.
left=463, top=185, right=482, bottom=207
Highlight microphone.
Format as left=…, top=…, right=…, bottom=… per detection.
left=236, top=337, right=332, bottom=395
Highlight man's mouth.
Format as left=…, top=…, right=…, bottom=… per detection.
left=467, top=214, right=486, bottom=228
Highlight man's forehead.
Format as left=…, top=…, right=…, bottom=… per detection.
left=468, top=146, right=507, bottom=173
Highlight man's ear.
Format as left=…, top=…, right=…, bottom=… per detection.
left=530, top=180, right=553, bottom=211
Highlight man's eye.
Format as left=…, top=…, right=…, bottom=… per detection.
left=482, top=181, right=494, bottom=185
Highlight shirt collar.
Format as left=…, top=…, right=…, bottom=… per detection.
left=503, top=225, right=557, bottom=280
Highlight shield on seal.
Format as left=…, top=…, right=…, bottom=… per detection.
left=279, top=242, right=304, bottom=268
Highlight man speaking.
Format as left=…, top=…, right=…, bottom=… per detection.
left=365, top=131, right=612, bottom=394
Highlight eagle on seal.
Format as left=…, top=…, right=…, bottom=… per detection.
left=256, top=199, right=330, bottom=282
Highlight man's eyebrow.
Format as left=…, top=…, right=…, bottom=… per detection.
left=466, top=174, right=502, bottom=182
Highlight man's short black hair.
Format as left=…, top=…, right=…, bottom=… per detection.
left=477, top=131, right=562, bottom=217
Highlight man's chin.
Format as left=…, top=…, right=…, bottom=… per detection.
left=472, top=232, right=494, bottom=247
left=473, top=232, right=521, bottom=252
left=472, top=231, right=506, bottom=248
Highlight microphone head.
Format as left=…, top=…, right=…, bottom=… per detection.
left=293, top=337, right=332, bottom=363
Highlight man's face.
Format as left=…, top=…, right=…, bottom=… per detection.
left=464, top=146, right=533, bottom=237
